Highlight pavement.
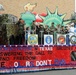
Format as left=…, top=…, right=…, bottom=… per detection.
left=1, top=69, right=76, bottom=75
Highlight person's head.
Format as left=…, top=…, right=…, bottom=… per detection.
left=57, top=24, right=61, bottom=28
left=32, top=20, right=35, bottom=24
left=39, top=25, right=41, bottom=29
left=61, top=26, right=64, bottom=29
left=51, top=22, right=54, bottom=27
left=19, top=18, right=22, bottom=20
left=19, top=18, right=24, bottom=24
left=45, top=25, right=48, bottom=28
left=65, top=26, right=69, bottom=29
left=26, top=27, right=30, bottom=30
left=70, top=22, right=74, bottom=27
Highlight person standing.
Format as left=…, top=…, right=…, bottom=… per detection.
left=16, top=18, right=25, bottom=44
left=38, top=25, right=44, bottom=45
left=31, top=21, right=36, bottom=34
left=50, top=22, right=57, bottom=44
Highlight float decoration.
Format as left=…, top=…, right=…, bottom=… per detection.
left=39, top=7, right=71, bottom=27
left=21, top=12, right=36, bottom=27
left=21, top=3, right=37, bottom=27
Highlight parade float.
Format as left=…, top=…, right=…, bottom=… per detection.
left=0, top=3, right=76, bottom=74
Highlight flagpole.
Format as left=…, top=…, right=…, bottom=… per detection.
left=40, top=31, right=44, bottom=45
left=48, top=31, right=50, bottom=35
left=48, top=30, right=50, bottom=46
left=24, top=25, right=26, bottom=45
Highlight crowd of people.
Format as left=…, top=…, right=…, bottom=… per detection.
left=9, top=18, right=75, bottom=45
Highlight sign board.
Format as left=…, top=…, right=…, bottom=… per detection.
left=28, top=34, right=38, bottom=45
left=57, top=34, right=66, bottom=45
left=0, top=45, right=76, bottom=73
left=44, top=35, right=53, bottom=45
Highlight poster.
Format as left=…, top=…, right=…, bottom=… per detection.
left=44, top=35, right=53, bottom=45
left=28, top=34, right=38, bottom=45
left=57, top=34, right=66, bottom=45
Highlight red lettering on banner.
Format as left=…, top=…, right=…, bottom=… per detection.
left=56, top=46, right=70, bottom=50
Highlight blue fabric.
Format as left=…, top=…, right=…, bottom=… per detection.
left=25, top=33, right=28, bottom=40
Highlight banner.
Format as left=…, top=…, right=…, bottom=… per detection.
left=44, top=35, right=53, bottom=45
left=57, top=34, right=66, bottom=45
left=28, top=34, right=38, bottom=45
left=0, top=45, right=76, bottom=73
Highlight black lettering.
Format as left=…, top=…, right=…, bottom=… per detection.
left=34, top=47, right=38, bottom=50
left=48, top=51, right=52, bottom=54
left=0, top=47, right=2, bottom=50
left=14, top=56, right=36, bottom=60
left=3, top=52, right=22, bottom=56
left=25, top=52, right=33, bottom=55
left=25, top=56, right=36, bottom=60
left=0, top=52, right=3, bottom=56
left=0, top=57, right=9, bottom=61
left=3, top=47, right=9, bottom=50
left=0, top=62, right=5, bottom=68
left=56, top=46, right=70, bottom=50
left=35, top=51, right=44, bottom=55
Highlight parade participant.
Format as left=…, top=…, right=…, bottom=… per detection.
left=9, top=35, right=15, bottom=45
left=16, top=18, right=25, bottom=44
left=44, top=25, right=50, bottom=34
left=38, top=25, right=44, bottom=45
left=64, top=26, right=69, bottom=34
left=74, top=22, right=76, bottom=28
left=31, top=21, right=36, bottom=34
left=24, top=26, right=31, bottom=45
left=36, top=25, right=40, bottom=34
left=60, top=26, right=65, bottom=34
left=50, top=22, right=57, bottom=44
left=50, top=22, right=57, bottom=34
left=56, top=24, right=61, bottom=33
left=69, top=22, right=75, bottom=33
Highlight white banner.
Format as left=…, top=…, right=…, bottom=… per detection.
left=57, top=34, right=66, bottom=45
left=28, top=34, right=38, bottom=45
left=44, top=35, right=53, bottom=45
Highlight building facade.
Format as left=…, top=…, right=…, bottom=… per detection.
left=0, top=0, right=75, bottom=19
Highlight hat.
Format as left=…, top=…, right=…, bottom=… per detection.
left=71, top=22, right=74, bottom=26
left=52, top=22, right=54, bottom=24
